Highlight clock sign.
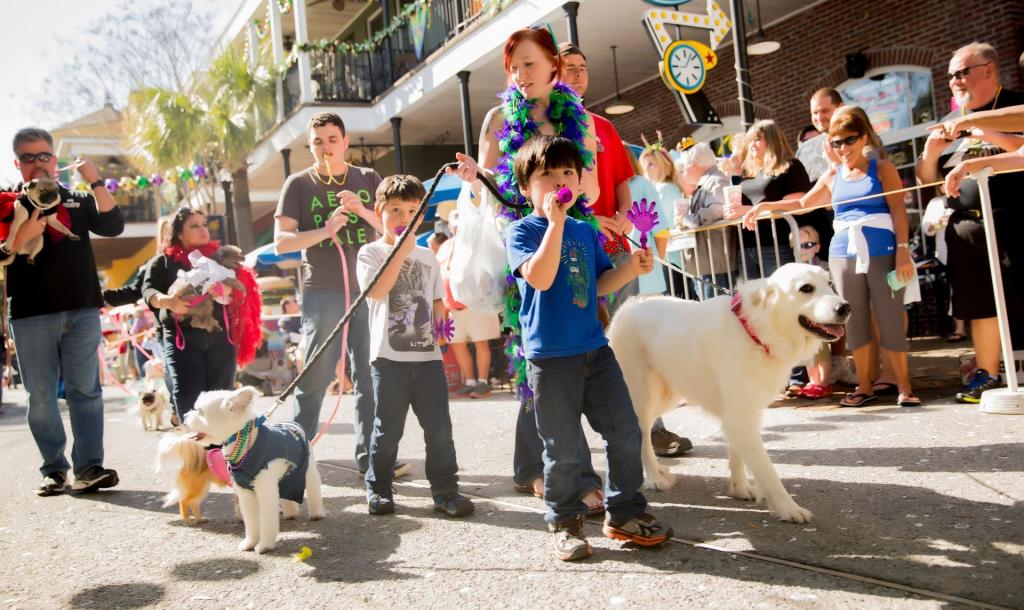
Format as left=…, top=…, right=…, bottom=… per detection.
left=663, top=40, right=717, bottom=94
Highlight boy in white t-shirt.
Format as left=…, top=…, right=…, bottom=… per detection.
left=356, top=175, right=473, bottom=518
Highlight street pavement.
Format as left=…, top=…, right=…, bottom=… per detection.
left=0, top=339, right=1021, bottom=610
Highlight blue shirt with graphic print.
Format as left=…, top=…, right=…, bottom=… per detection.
left=506, top=215, right=613, bottom=360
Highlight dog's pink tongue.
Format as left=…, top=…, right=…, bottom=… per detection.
left=824, top=324, right=846, bottom=338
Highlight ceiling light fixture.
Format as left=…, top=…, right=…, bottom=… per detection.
left=746, top=0, right=780, bottom=56
left=605, top=45, right=635, bottom=115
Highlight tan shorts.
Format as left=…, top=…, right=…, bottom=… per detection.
left=450, top=308, right=501, bottom=343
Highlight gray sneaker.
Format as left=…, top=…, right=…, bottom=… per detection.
left=451, top=384, right=476, bottom=399
left=551, top=517, right=592, bottom=561
left=603, top=512, right=672, bottom=546
left=37, top=472, right=67, bottom=497
left=469, top=382, right=493, bottom=399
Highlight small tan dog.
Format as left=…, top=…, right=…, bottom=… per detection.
left=156, top=432, right=236, bottom=525
left=139, top=391, right=167, bottom=431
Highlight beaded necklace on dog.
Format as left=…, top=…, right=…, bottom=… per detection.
left=224, top=415, right=266, bottom=467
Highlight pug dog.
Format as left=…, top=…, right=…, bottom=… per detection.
left=0, top=178, right=79, bottom=266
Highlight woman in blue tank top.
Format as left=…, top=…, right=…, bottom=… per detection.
left=740, top=106, right=920, bottom=408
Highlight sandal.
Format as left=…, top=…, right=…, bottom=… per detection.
left=840, top=392, right=877, bottom=408
left=798, top=384, right=832, bottom=399
left=897, top=393, right=922, bottom=407
left=870, top=381, right=898, bottom=396
left=512, top=478, right=543, bottom=498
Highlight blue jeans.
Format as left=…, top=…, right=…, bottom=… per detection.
left=163, top=326, right=237, bottom=419
left=740, top=246, right=794, bottom=280
left=514, top=404, right=601, bottom=494
left=293, top=289, right=374, bottom=471
left=700, top=272, right=733, bottom=301
left=366, top=359, right=459, bottom=496
left=526, top=345, right=647, bottom=525
left=10, top=308, right=104, bottom=477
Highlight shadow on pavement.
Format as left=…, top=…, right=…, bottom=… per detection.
left=68, top=582, right=165, bottom=609
left=170, top=558, right=260, bottom=581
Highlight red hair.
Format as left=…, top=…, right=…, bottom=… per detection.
left=503, top=27, right=560, bottom=79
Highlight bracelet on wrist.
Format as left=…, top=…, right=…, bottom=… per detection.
left=896, top=242, right=909, bottom=249
left=89, top=179, right=105, bottom=190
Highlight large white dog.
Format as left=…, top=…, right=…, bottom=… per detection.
left=608, top=263, right=850, bottom=523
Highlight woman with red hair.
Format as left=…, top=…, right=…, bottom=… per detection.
left=446, top=26, right=603, bottom=514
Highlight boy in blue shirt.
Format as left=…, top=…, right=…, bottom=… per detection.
left=357, top=175, right=474, bottom=518
left=454, top=135, right=672, bottom=560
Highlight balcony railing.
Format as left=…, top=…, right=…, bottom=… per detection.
left=280, top=0, right=486, bottom=111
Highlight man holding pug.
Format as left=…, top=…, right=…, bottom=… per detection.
left=7, top=127, right=123, bottom=496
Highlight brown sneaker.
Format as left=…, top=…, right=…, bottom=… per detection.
left=551, top=517, right=592, bottom=561
left=651, top=427, right=693, bottom=457
left=602, top=512, right=672, bottom=547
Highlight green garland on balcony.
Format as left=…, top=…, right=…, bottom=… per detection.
left=294, top=0, right=429, bottom=57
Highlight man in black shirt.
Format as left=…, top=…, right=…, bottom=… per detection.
left=917, top=42, right=1024, bottom=403
left=7, top=127, right=124, bottom=495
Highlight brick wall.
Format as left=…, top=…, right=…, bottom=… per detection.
left=592, top=0, right=1024, bottom=148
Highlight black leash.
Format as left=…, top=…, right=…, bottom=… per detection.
left=271, top=163, right=519, bottom=410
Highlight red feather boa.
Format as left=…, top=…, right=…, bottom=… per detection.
left=164, top=240, right=263, bottom=366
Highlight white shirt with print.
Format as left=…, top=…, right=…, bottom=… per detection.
left=357, top=240, right=444, bottom=362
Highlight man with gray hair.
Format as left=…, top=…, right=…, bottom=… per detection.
left=6, top=127, right=124, bottom=495
left=677, top=143, right=735, bottom=300
left=917, top=41, right=1024, bottom=404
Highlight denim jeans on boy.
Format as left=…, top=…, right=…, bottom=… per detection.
left=514, top=406, right=602, bottom=492
left=293, top=289, right=374, bottom=471
left=365, top=359, right=459, bottom=496
left=10, top=308, right=105, bottom=477
left=162, top=326, right=236, bottom=419
left=526, top=345, right=647, bottom=525
left=740, top=246, right=794, bottom=280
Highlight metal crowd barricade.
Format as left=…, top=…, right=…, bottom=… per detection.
left=663, top=211, right=803, bottom=301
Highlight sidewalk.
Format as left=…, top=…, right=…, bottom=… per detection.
left=0, top=338, right=1021, bottom=609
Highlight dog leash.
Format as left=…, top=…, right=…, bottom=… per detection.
left=260, top=163, right=512, bottom=422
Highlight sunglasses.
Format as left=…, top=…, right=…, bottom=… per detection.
left=947, top=62, right=990, bottom=82
left=800, top=241, right=819, bottom=249
left=829, top=135, right=861, bottom=149
left=18, top=152, right=54, bottom=164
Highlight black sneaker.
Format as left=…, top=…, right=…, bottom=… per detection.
left=433, top=493, right=474, bottom=517
left=651, top=428, right=693, bottom=457
left=367, top=492, right=395, bottom=515
left=71, top=466, right=119, bottom=493
left=551, top=517, right=592, bottom=561
left=37, top=472, right=67, bottom=497
left=603, top=512, right=672, bottom=547
left=956, top=369, right=1001, bottom=404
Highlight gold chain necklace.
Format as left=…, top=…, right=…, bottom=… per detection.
left=310, top=154, right=348, bottom=186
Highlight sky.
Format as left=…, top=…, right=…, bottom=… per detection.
left=0, top=0, right=240, bottom=185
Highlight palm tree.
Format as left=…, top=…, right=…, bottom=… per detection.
left=201, top=47, right=274, bottom=252
left=126, top=45, right=273, bottom=251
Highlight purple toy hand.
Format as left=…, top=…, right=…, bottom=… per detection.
left=626, top=198, right=659, bottom=250
left=434, top=318, right=455, bottom=344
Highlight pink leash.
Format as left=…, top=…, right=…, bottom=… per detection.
left=311, top=236, right=351, bottom=447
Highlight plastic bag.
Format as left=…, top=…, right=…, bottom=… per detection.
left=448, top=183, right=506, bottom=314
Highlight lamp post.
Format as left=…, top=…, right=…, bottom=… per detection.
left=219, top=168, right=237, bottom=246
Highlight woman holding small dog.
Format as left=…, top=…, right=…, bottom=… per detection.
left=742, top=107, right=920, bottom=407
left=143, top=208, right=249, bottom=419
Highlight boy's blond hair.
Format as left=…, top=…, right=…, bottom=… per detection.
left=374, top=174, right=426, bottom=214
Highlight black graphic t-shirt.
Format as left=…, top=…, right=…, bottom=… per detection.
left=275, top=165, right=382, bottom=297
left=739, top=159, right=812, bottom=251
left=357, top=240, right=443, bottom=363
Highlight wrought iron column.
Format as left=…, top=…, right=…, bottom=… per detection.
left=728, top=0, right=755, bottom=128
left=457, top=71, right=475, bottom=157
left=391, top=117, right=404, bottom=174
left=563, top=2, right=580, bottom=47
